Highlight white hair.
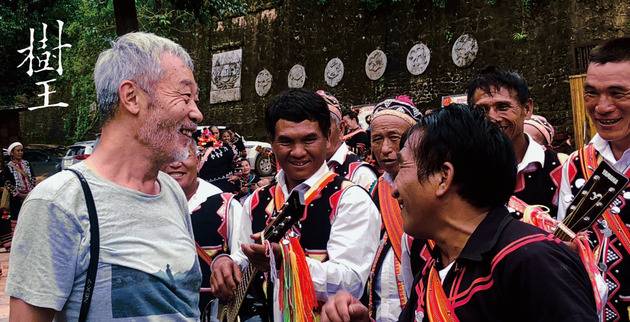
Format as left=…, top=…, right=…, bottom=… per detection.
left=93, top=32, right=194, bottom=123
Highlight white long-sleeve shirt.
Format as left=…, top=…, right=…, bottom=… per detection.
left=374, top=249, right=405, bottom=322
left=557, top=134, right=630, bottom=221
left=234, top=163, right=381, bottom=301
left=328, top=143, right=378, bottom=191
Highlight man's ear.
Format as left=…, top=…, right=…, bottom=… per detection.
left=118, top=80, right=143, bottom=115
left=435, top=162, right=455, bottom=197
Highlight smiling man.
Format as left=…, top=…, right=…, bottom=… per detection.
left=557, top=37, right=630, bottom=322
left=467, top=67, right=563, bottom=217
left=162, top=144, right=247, bottom=320
left=210, top=88, right=380, bottom=319
left=7, top=32, right=203, bottom=321
left=321, top=105, right=597, bottom=322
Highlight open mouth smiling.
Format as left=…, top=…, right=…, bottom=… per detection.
left=380, top=159, right=398, bottom=167
left=179, top=128, right=194, bottom=137
left=289, top=160, right=310, bottom=167
left=596, top=118, right=622, bottom=126
left=167, top=171, right=186, bottom=179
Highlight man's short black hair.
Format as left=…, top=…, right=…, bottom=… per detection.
left=466, top=66, right=530, bottom=107
left=265, top=88, right=331, bottom=139
left=409, top=104, right=516, bottom=210
left=589, top=37, right=630, bottom=65
left=343, top=110, right=359, bottom=122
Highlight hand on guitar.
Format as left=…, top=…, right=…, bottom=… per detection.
left=210, top=256, right=242, bottom=301
left=241, top=232, right=282, bottom=272
left=321, top=291, right=371, bottom=322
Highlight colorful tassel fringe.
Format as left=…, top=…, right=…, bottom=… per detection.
left=277, top=235, right=317, bottom=322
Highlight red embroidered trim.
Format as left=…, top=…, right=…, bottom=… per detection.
left=451, top=234, right=556, bottom=307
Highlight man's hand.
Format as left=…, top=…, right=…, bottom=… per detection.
left=321, top=291, right=370, bottom=322
left=241, top=233, right=281, bottom=272
left=210, top=256, right=242, bottom=301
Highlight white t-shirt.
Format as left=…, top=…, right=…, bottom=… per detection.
left=6, top=162, right=202, bottom=321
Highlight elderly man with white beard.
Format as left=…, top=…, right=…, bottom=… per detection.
left=7, top=32, right=204, bottom=321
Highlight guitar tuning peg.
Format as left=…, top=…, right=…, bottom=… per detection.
left=623, top=192, right=630, bottom=200
left=574, top=178, right=585, bottom=189
left=563, top=194, right=574, bottom=204
left=592, top=175, right=600, bottom=181
left=611, top=206, right=620, bottom=214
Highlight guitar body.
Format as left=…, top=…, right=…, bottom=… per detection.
left=211, top=192, right=304, bottom=322
left=199, top=298, right=239, bottom=322
left=216, top=302, right=232, bottom=322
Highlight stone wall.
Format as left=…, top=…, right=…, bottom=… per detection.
left=17, top=0, right=630, bottom=145
left=202, top=0, right=629, bottom=144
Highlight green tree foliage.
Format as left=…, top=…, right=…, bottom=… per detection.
left=61, top=0, right=116, bottom=143
left=1, top=0, right=245, bottom=143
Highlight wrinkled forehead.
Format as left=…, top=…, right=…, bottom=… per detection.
left=473, top=85, right=519, bottom=104
left=159, top=54, right=198, bottom=89
left=586, top=61, right=630, bottom=88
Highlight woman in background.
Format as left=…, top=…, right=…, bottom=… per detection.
left=3, top=142, right=36, bottom=221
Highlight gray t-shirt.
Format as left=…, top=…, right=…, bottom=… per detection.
left=6, top=162, right=202, bottom=321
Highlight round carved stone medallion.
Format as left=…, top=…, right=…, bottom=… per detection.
left=255, top=69, right=272, bottom=96
left=451, top=34, right=479, bottom=68
left=365, top=49, right=387, bottom=80
left=325, top=57, right=344, bottom=87
left=406, top=43, right=431, bottom=75
left=288, top=64, right=306, bottom=88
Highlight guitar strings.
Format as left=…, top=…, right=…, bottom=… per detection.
left=558, top=180, right=600, bottom=240
left=561, top=183, right=619, bottom=241
left=567, top=190, right=611, bottom=231
left=561, top=180, right=598, bottom=231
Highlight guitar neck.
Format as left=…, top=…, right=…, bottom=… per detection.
left=227, top=263, right=259, bottom=321
left=553, top=222, right=576, bottom=242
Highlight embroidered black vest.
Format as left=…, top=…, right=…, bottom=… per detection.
left=567, top=148, right=629, bottom=322
left=333, top=151, right=376, bottom=182
left=513, top=149, right=562, bottom=218
left=191, top=193, right=229, bottom=288
left=249, top=174, right=349, bottom=259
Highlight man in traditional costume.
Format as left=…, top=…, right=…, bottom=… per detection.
left=557, top=37, right=630, bottom=322
left=162, top=144, right=248, bottom=319
left=316, top=90, right=377, bottom=190
left=363, top=97, right=422, bottom=322
left=467, top=67, right=563, bottom=217
left=321, top=105, right=598, bottom=322
left=211, top=88, right=380, bottom=321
